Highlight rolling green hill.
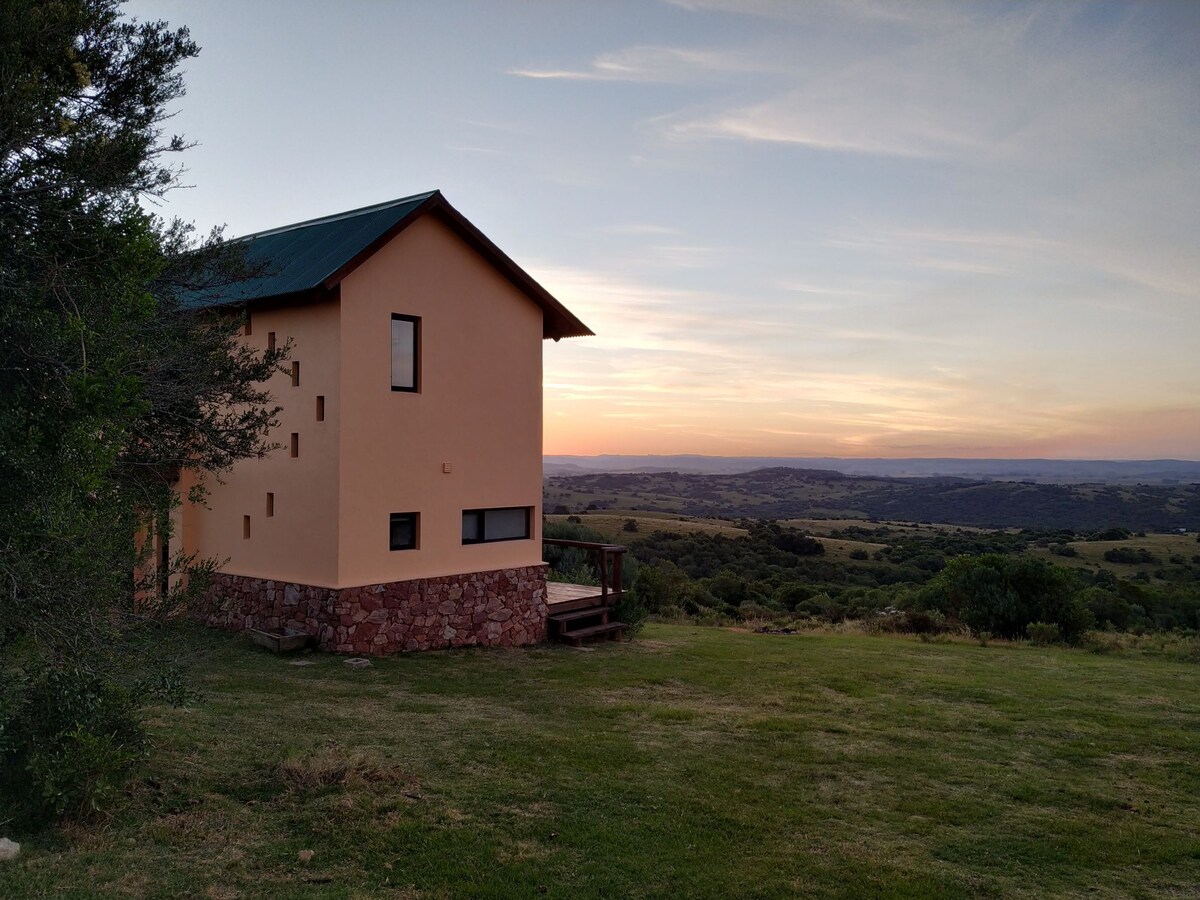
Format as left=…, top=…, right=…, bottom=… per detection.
left=545, top=467, right=1200, bottom=532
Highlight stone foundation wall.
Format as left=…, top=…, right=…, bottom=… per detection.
left=196, top=565, right=547, bottom=654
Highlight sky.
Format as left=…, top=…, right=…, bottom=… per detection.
left=127, top=0, right=1200, bottom=459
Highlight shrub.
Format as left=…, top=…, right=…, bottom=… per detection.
left=1088, top=528, right=1132, bottom=542
left=737, top=601, right=778, bottom=621
left=773, top=583, right=815, bottom=611
left=1050, top=544, right=1078, bottom=557
left=769, top=529, right=825, bottom=556
left=0, top=667, right=148, bottom=826
left=904, top=609, right=948, bottom=635
left=610, top=592, right=648, bottom=636
left=919, top=554, right=1093, bottom=641
left=849, top=549, right=869, bottom=560
left=630, top=561, right=691, bottom=614
left=1078, top=586, right=1133, bottom=631
left=622, top=518, right=639, bottom=533
left=1027, top=622, right=1062, bottom=645
left=1103, top=547, right=1158, bottom=565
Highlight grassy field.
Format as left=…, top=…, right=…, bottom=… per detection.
left=1028, top=533, right=1200, bottom=576
left=544, top=512, right=747, bottom=542
left=4, top=625, right=1199, bottom=898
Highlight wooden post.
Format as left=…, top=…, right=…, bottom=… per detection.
left=612, top=550, right=624, bottom=601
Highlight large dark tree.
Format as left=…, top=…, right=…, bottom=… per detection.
left=0, top=0, right=283, bottom=824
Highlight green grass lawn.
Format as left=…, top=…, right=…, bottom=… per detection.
left=4, top=625, right=1199, bottom=898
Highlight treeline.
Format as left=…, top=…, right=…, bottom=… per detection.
left=544, top=521, right=1200, bottom=642
left=546, top=468, right=1200, bottom=531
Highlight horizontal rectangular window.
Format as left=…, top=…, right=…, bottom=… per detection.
left=390, top=512, right=418, bottom=551
left=462, top=506, right=532, bottom=544
left=391, top=314, right=419, bottom=392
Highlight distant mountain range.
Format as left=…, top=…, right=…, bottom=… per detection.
left=544, top=456, right=1200, bottom=485
left=544, top=467, right=1200, bottom=532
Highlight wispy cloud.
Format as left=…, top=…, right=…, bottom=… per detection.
left=602, top=223, right=682, bottom=236
left=509, top=45, right=788, bottom=83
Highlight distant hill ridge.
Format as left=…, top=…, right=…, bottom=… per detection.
left=543, top=467, right=1200, bottom=531
left=544, top=455, right=1200, bottom=485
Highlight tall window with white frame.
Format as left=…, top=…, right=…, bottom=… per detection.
left=391, top=314, right=419, bottom=392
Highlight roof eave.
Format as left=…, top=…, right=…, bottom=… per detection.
left=426, top=195, right=594, bottom=340
left=318, top=192, right=594, bottom=340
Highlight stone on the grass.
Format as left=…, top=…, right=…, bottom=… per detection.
left=344, top=657, right=372, bottom=669
left=297, top=849, right=314, bottom=863
left=0, top=838, right=19, bottom=861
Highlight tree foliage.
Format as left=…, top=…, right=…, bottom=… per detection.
left=1, top=0, right=283, bottom=825
left=918, top=555, right=1094, bottom=641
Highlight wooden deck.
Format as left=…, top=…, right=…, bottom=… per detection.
left=547, top=582, right=604, bottom=604
left=547, top=581, right=607, bottom=610
left=542, top=539, right=628, bottom=638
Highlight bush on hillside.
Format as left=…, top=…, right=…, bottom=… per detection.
left=1104, top=547, right=1158, bottom=565
left=1088, top=528, right=1133, bottom=542
left=1077, top=586, right=1134, bottom=631
left=918, top=554, right=1093, bottom=641
left=1027, top=622, right=1063, bottom=645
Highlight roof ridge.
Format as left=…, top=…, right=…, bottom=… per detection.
left=238, top=190, right=439, bottom=241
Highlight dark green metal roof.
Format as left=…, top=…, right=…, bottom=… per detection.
left=179, top=190, right=592, bottom=340
left=181, top=192, right=435, bottom=308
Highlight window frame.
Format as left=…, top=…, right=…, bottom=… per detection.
left=389, top=512, right=419, bottom=551
left=390, top=313, right=420, bottom=393
left=461, top=506, right=533, bottom=545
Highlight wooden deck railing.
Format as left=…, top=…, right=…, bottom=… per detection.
left=543, top=538, right=627, bottom=605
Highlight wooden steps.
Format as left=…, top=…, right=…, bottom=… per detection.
left=547, top=604, right=625, bottom=647
left=559, top=621, right=625, bottom=647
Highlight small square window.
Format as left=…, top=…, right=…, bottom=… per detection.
left=389, top=512, right=418, bottom=551
left=391, top=314, right=419, bottom=392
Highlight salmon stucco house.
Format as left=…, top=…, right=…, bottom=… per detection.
left=179, top=190, right=593, bottom=654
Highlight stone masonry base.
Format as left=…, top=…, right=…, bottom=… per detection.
left=196, top=565, right=548, bottom=654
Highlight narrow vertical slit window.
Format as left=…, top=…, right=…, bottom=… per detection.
left=243, top=313, right=252, bottom=336
left=390, top=314, right=419, bottom=392
left=266, top=493, right=275, bottom=517
left=268, top=331, right=276, bottom=353
left=291, top=361, right=300, bottom=386
left=290, top=433, right=299, bottom=457
left=243, top=516, right=251, bottom=540
left=316, top=395, right=325, bottom=421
